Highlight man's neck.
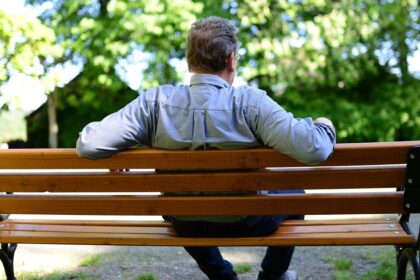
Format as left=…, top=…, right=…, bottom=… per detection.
left=194, top=70, right=234, bottom=85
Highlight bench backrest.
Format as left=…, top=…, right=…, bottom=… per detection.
left=0, top=141, right=419, bottom=217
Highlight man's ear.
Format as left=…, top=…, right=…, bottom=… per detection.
left=226, top=53, right=236, bottom=72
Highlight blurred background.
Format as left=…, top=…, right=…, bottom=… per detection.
left=0, top=0, right=418, bottom=148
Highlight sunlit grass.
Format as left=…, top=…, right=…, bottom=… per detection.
left=79, top=254, right=103, bottom=267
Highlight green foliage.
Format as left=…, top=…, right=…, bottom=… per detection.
left=135, top=272, right=158, bottom=280
left=0, top=8, right=61, bottom=110
left=22, top=0, right=203, bottom=147
left=15, top=0, right=420, bottom=145
left=79, top=254, right=103, bottom=267
left=212, top=0, right=419, bottom=142
left=0, top=9, right=59, bottom=77
left=0, top=110, right=26, bottom=142
left=28, top=0, right=202, bottom=87
left=26, top=66, right=139, bottom=147
left=233, top=262, right=252, bottom=274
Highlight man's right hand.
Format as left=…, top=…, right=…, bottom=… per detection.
left=315, top=117, right=335, bottom=133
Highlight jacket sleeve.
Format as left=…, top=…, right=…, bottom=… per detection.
left=253, top=94, right=336, bottom=165
left=76, top=95, right=154, bottom=160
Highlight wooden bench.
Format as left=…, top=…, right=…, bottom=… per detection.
left=0, top=141, right=419, bottom=280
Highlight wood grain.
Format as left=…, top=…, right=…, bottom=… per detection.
left=0, top=141, right=418, bottom=169
left=0, top=165, right=405, bottom=192
left=0, top=192, right=404, bottom=215
left=0, top=219, right=413, bottom=246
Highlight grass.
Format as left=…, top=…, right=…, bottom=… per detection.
left=233, top=262, right=252, bottom=274
left=325, top=256, right=356, bottom=280
left=361, top=248, right=415, bottom=280
left=79, top=254, right=103, bottom=267
left=333, top=258, right=353, bottom=271
left=15, top=271, right=90, bottom=280
left=135, top=272, right=159, bottom=280
left=325, top=248, right=417, bottom=280
left=332, top=271, right=355, bottom=280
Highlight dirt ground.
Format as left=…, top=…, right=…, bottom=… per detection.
left=5, top=243, right=391, bottom=280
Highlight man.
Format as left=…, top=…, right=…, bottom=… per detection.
left=77, top=17, right=336, bottom=280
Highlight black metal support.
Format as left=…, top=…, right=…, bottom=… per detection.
left=397, top=246, right=420, bottom=280
left=403, top=146, right=420, bottom=213
left=0, top=243, right=17, bottom=280
left=397, top=146, right=420, bottom=279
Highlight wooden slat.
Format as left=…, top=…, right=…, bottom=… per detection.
left=0, top=165, right=405, bottom=192
left=0, top=193, right=404, bottom=215
left=0, top=224, right=175, bottom=235
left=0, top=221, right=413, bottom=246
left=326, top=141, right=419, bottom=166
left=1, top=218, right=397, bottom=227
left=282, top=219, right=399, bottom=226
left=273, top=223, right=404, bottom=234
left=0, top=222, right=400, bottom=235
left=0, top=230, right=410, bottom=246
left=1, top=219, right=172, bottom=227
left=0, top=141, right=418, bottom=169
left=0, top=216, right=398, bottom=227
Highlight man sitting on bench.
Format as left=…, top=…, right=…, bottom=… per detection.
left=77, top=16, right=336, bottom=280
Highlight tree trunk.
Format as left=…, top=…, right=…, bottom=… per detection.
left=397, top=35, right=410, bottom=87
left=99, top=0, right=109, bottom=18
left=47, top=92, right=58, bottom=148
left=395, top=2, right=411, bottom=88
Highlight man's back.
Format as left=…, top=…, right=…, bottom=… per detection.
left=77, top=74, right=335, bottom=165
left=150, top=74, right=262, bottom=150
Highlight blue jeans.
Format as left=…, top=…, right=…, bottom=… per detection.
left=171, top=190, right=305, bottom=280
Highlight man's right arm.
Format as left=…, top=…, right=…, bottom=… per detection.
left=253, top=94, right=336, bottom=165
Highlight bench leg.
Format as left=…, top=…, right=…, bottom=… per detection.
left=0, top=243, right=17, bottom=280
left=397, top=246, right=420, bottom=280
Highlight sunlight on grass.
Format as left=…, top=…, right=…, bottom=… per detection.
left=79, top=254, right=103, bottom=267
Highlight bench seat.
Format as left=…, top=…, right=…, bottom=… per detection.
left=0, top=218, right=414, bottom=246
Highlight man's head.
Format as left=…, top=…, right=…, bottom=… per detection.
left=186, top=17, right=238, bottom=82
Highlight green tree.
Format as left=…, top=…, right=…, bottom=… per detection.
left=28, top=0, right=203, bottom=86
left=223, top=0, right=419, bottom=141
left=26, top=0, right=203, bottom=147
left=22, top=0, right=420, bottom=145
left=0, top=8, right=61, bottom=110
